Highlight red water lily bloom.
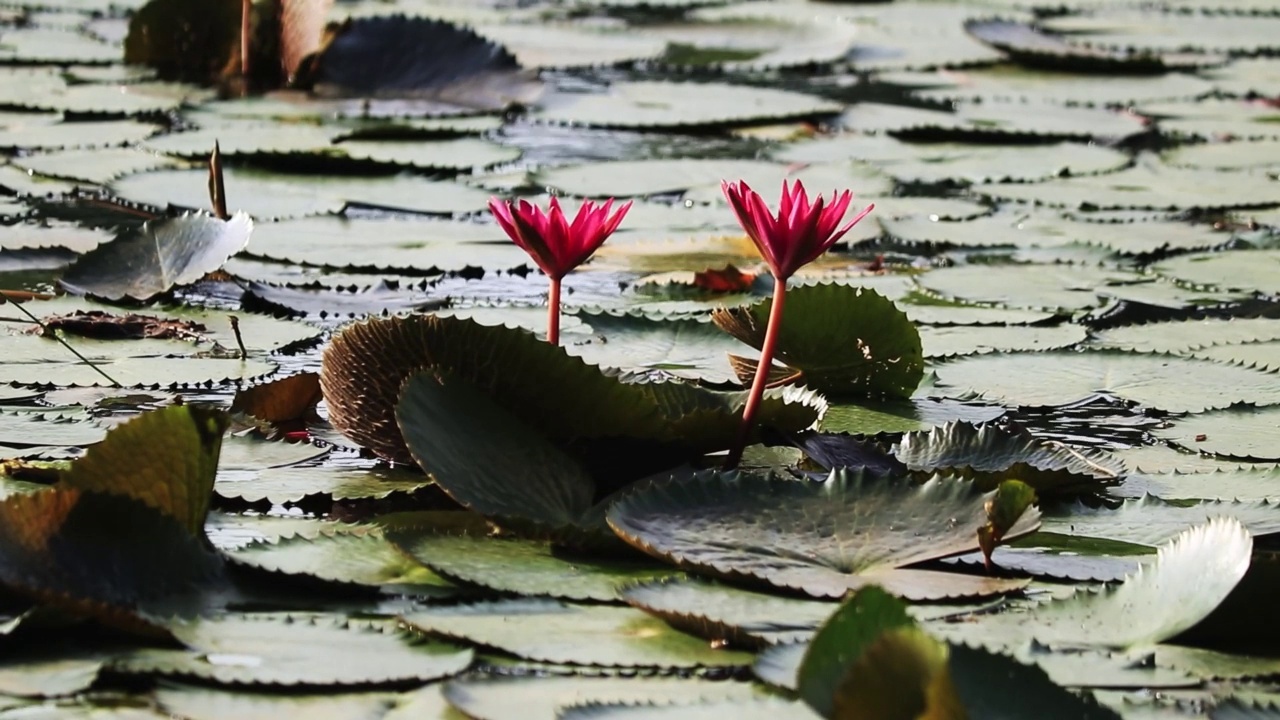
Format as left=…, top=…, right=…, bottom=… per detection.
left=721, top=179, right=874, bottom=468
left=722, top=179, right=874, bottom=281
left=489, top=196, right=632, bottom=344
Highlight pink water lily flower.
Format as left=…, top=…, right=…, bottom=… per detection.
left=489, top=196, right=632, bottom=344
left=721, top=179, right=874, bottom=468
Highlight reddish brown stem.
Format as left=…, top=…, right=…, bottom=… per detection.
left=240, top=0, right=252, bottom=79
left=547, top=276, right=562, bottom=345
left=724, top=278, right=787, bottom=469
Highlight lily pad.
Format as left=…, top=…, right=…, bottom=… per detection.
left=1042, top=495, right=1280, bottom=547
left=114, top=614, right=474, bottom=686
left=1154, top=250, right=1280, bottom=295
left=531, top=81, right=843, bottom=130
left=915, top=264, right=1142, bottom=311
left=1124, top=468, right=1280, bottom=503
left=1156, top=407, right=1280, bottom=462
left=0, top=120, right=161, bottom=151
left=153, top=684, right=398, bottom=720
left=440, top=675, right=762, bottom=720
left=893, top=421, right=1123, bottom=495
left=1091, top=318, right=1280, bottom=354
left=13, top=148, right=185, bottom=186
left=566, top=312, right=740, bottom=384
left=711, top=283, right=924, bottom=399
left=975, top=162, right=1280, bottom=211
left=607, top=469, right=1039, bottom=601
left=401, top=598, right=754, bottom=668
left=920, top=323, right=1087, bottom=357
left=931, top=351, right=1280, bottom=413
left=59, top=212, right=252, bottom=302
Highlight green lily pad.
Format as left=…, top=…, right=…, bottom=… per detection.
left=560, top=698, right=820, bottom=720
left=931, top=351, right=1280, bottom=413
left=1156, top=407, right=1280, bottom=462
left=114, top=614, right=474, bottom=686
left=1124, top=468, right=1280, bottom=502
left=110, top=167, right=492, bottom=220
left=0, top=221, right=110, bottom=253
left=916, top=263, right=1144, bottom=312
left=1091, top=318, right=1280, bottom=354
left=1154, top=250, right=1280, bottom=295
left=474, top=23, right=667, bottom=69
left=534, top=158, right=893, bottom=201
left=976, top=161, right=1280, bottom=211
left=0, top=410, right=105, bottom=448
left=607, top=469, right=1039, bottom=601
left=59, top=212, right=252, bottom=302
left=711, top=283, right=924, bottom=399
left=1191, top=341, right=1280, bottom=374
left=0, top=647, right=104, bottom=699
left=920, top=323, right=1087, bottom=357
left=324, top=314, right=822, bottom=466
left=887, top=212, right=1230, bottom=255
left=401, top=599, right=754, bottom=668
left=892, top=421, right=1123, bottom=495
left=153, top=683, right=398, bottom=720
left=1042, top=495, right=1280, bottom=547
left=214, top=465, right=433, bottom=505
left=223, top=532, right=460, bottom=597
left=387, top=528, right=680, bottom=602
left=820, top=397, right=1006, bottom=435
left=530, top=81, right=843, bottom=130
left=621, top=577, right=838, bottom=647
left=1140, top=98, right=1280, bottom=141
left=899, top=65, right=1215, bottom=107
left=1042, top=10, right=1280, bottom=56
left=0, top=120, right=161, bottom=151
left=440, top=675, right=762, bottom=720
left=13, top=148, right=185, bottom=186
left=568, top=311, right=744, bottom=384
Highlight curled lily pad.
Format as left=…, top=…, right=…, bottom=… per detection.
left=892, top=422, right=1123, bottom=496
left=607, top=469, right=1039, bottom=601
left=59, top=212, right=252, bottom=302
left=712, top=283, right=924, bottom=399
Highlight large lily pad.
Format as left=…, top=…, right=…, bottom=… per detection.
left=323, top=314, right=822, bottom=466
left=1153, top=250, right=1280, bottom=295
left=401, top=598, right=754, bottom=668
left=59, top=212, right=252, bottom=302
left=931, top=351, right=1280, bottom=413
left=711, top=283, right=924, bottom=399
left=975, top=162, right=1280, bottom=211
left=531, top=81, right=843, bottom=130
left=892, top=422, right=1123, bottom=495
left=440, top=675, right=762, bottom=720
left=1041, top=495, right=1280, bottom=547
left=607, top=469, right=1039, bottom=601
left=114, top=614, right=474, bottom=686
left=1156, top=407, right=1280, bottom=462
left=1091, top=318, right=1280, bottom=354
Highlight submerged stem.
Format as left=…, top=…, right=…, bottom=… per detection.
left=547, top=276, right=562, bottom=345
left=724, top=277, right=787, bottom=469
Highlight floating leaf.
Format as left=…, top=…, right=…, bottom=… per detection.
left=607, top=469, right=1038, bottom=601
left=963, top=18, right=1216, bottom=75
left=114, top=614, right=473, bottom=686
left=323, top=314, right=821, bottom=465
left=402, top=598, right=754, bottom=668
left=1153, top=249, right=1280, bottom=295
left=712, top=284, right=924, bottom=399
left=154, top=683, right=397, bottom=720
left=931, top=351, right=1280, bottom=413
left=59, top=212, right=252, bottom=302
left=1091, top=318, right=1280, bottom=354
left=1156, top=406, right=1280, bottom=462
left=892, top=422, right=1123, bottom=495
left=975, top=162, right=1280, bottom=211
left=440, top=675, right=761, bottom=720
left=1042, top=496, right=1280, bottom=548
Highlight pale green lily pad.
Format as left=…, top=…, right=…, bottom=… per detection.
left=7, top=81, right=208, bottom=117
left=1028, top=518, right=1252, bottom=649
left=1091, top=318, right=1280, bottom=354
left=886, top=212, right=1230, bottom=255
left=566, top=312, right=740, bottom=384
left=474, top=23, right=667, bottom=69
left=608, top=469, right=1038, bottom=601
left=1113, top=443, right=1272, bottom=475
left=903, top=304, right=1058, bottom=326
left=840, top=100, right=1146, bottom=141
left=0, top=120, right=161, bottom=151
left=13, top=148, right=184, bottom=185
left=440, top=675, right=762, bottom=720
left=1154, top=250, right=1280, bottom=295
left=332, top=138, right=520, bottom=171
left=1155, top=645, right=1280, bottom=681
left=224, top=532, right=460, bottom=596
left=153, top=684, right=398, bottom=720
left=0, top=27, right=117, bottom=64
left=1165, top=140, right=1280, bottom=172
left=0, top=650, right=103, bottom=698
left=110, top=167, right=492, bottom=220
left=214, top=465, right=433, bottom=505
left=387, top=529, right=680, bottom=602
left=1203, top=58, right=1280, bottom=98
left=896, top=66, right=1216, bottom=108
left=143, top=123, right=340, bottom=157
left=0, top=410, right=105, bottom=448
left=1140, top=98, right=1280, bottom=141
left=530, top=81, right=843, bottom=129
left=1125, top=468, right=1280, bottom=502
left=1042, top=11, right=1280, bottom=55
left=920, top=323, right=1086, bottom=357
left=1042, top=495, right=1280, bottom=547
left=916, top=264, right=1143, bottom=311
left=1191, top=341, right=1280, bottom=373
left=242, top=215, right=525, bottom=273
left=653, top=18, right=858, bottom=71
left=114, top=614, right=473, bottom=686
left=0, top=163, right=77, bottom=195
left=820, top=397, right=1005, bottom=435
left=217, top=435, right=328, bottom=472
left=205, top=513, right=378, bottom=552
left=560, top=698, right=820, bottom=720
left=402, top=599, right=755, bottom=668
left=1156, top=407, right=1280, bottom=462
left=534, top=158, right=892, bottom=201
left=931, top=351, right=1280, bottom=413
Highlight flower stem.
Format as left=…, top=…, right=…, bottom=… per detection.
left=724, top=278, right=787, bottom=469
left=547, top=276, right=562, bottom=345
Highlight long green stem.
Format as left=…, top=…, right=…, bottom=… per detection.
left=724, top=277, right=787, bottom=469
left=547, top=276, right=562, bottom=345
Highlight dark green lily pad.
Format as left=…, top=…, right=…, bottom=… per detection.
left=59, top=212, right=252, bottom=302
left=401, top=598, right=754, bottom=668
left=932, top=351, right=1280, bottom=413
left=114, top=614, right=474, bottom=686
left=388, top=528, right=680, bottom=602
left=711, top=283, right=924, bottom=399
left=819, top=398, right=1006, bottom=436
left=607, top=469, right=1039, bottom=601
left=892, top=421, right=1123, bottom=495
